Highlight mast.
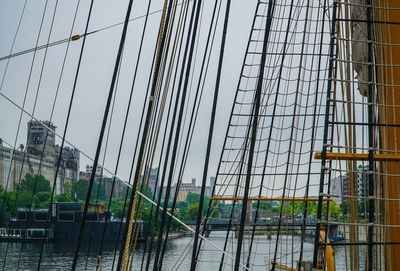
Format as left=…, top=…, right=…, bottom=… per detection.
left=376, top=1, right=400, bottom=270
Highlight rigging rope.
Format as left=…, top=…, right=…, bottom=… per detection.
left=1, top=0, right=52, bottom=269
left=157, top=0, right=224, bottom=266
left=116, top=0, right=175, bottom=269
left=70, top=0, right=135, bottom=268
left=190, top=0, right=231, bottom=269
left=0, top=0, right=195, bottom=64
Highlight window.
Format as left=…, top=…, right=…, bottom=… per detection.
left=27, top=229, right=45, bottom=239
left=34, top=212, right=48, bottom=221
left=17, top=212, right=27, bottom=221
left=58, top=212, right=74, bottom=222
left=58, top=203, right=82, bottom=211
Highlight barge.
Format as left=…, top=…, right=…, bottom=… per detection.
left=0, top=202, right=143, bottom=242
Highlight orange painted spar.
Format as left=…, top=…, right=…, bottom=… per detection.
left=314, top=152, right=400, bottom=162
left=314, top=152, right=400, bottom=161
left=376, top=0, right=400, bottom=270
left=209, top=197, right=331, bottom=202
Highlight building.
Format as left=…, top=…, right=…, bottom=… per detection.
left=26, top=120, right=56, bottom=164
left=0, top=120, right=80, bottom=194
left=103, top=177, right=124, bottom=199
left=160, top=177, right=215, bottom=202
left=330, top=175, right=351, bottom=204
left=176, top=178, right=201, bottom=202
left=139, top=167, right=158, bottom=194
left=55, top=145, right=80, bottom=195
left=357, top=165, right=370, bottom=198
left=85, top=164, right=103, bottom=180
left=80, top=165, right=124, bottom=199
left=206, top=176, right=216, bottom=197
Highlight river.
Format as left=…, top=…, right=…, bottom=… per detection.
left=0, top=232, right=363, bottom=270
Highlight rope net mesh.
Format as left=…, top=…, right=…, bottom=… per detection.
left=197, top=0, right=331, bottom=270
left=198, top=0, right=400, bottom=270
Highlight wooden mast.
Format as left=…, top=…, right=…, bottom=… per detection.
left=376, top=0, right=400, bottom=269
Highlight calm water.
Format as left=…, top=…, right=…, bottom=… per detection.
left=0, top=232, right=362, bottom=270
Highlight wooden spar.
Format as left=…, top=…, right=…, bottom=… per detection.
left=209, top=197, right=331, bottom=202
left=314, top=152, right=400, bottom=161
left=376, top=0, right=400, bottom=269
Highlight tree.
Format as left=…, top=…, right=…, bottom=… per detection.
left=55, top=192, right=73, bottom=203
left=14, top=190, right=33, bottom=209
left=308, top=201, right=340, bottom=219
left=71, top=179, right=107, bottom=201
left=184, top=202, right=200, bottom=221
left=34, top=191, right=51, bottom=208
left=110, top=198, right=127, bottom=219
left=72, top=179, right=88, bottom=200
left=0, top=186, right=13, bottom=226
left=64, top=181, right=73, bottom=199
left=186, top=192, right=200, bottom=204
left=92, top=182, right=107, bottom=201
left=278, top=201, right=305, bottom=217
left=19, top=173, right=51, bottom=193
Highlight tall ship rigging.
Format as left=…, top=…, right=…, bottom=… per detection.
left=0, top=0, right=400, bottom=270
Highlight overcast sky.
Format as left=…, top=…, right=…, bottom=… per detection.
left=0, top=0, right=257, bottom=187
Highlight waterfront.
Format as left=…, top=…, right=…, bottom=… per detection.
left=0, top=232, right=362, bottom=270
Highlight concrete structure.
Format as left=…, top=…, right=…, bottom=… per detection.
left=0, top=120, right=80, bottom=194
left=55, top=145, right=80, bottom=195
left=27, top=120, right=56, bottom=164
left=176, top=178, right=201, bottom=202
left=103, top=177, right=124, bottom=199
left=80, top=165, right=124, bottom=199
left=139, top=167, right=158, bottom=194
left=330, top=175, right=348, bottom=204
left=160, top=177, right=215, bottom=202
left=85, top=164, right=103, bottom=180
left=357, top=165, right=369, bottom=199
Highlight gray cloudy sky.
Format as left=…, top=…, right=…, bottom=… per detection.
left=0, top=0, right=257, bottom=186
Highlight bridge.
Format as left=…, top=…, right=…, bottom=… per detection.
left=183, top=219, right=339, bottom=238
left=184, top=219, right=323, bottom=230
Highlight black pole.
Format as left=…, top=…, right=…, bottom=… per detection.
left=366, top=0, right=375, bottom=269
left=234, top=1, right=275, bottom=271
left=71, top=0, right=136, bottom=269
left=189, top=0, right=231, bottom=270
left=312, top=1, right=338, bottom=268
left=152, top=0, right=204, bottom=269
left=116, top=0, right=175, bottom=269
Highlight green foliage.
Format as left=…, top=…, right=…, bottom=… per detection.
left=63, top=182, right=73, bottom=198
left=120, top=186, right=131, bottom=199
left=185, top=192, right=210, bottom=216
left=0, top=186, right=14, bottom=226
left=307, top=201, right=340, bottom=219
left=186, top=192, right=200, bottom=204
left=184, top=202, right=200, bottom=221
left=92, top=182, right=107, bottom=201
left=34, top=191, right=51, bottom=208
left=55, top=192, right=73, bottom=203
left=278, top=201, right=306, bottom=216
left=19, top=173, right=51, bottom=193
left=324, top=200, right=340, bottom=218
left=15, top=190, right=34, bottom=209
left=71, top=179, right=107, bottom=201
left=175, top=201, right=188, bottom=217
left=110, top=198, right=127, bottom=219
left=72, top=179, right=88, bottom=200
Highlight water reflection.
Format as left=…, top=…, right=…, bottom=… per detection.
left=0, top=232, right=363, bottom=270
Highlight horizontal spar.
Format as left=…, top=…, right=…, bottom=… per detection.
left=315, top=152, right=400, bottom=161
left=209, top=197, right=331, bottom=202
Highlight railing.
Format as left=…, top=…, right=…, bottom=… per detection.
left=0, top=227, right=54, bottom=240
